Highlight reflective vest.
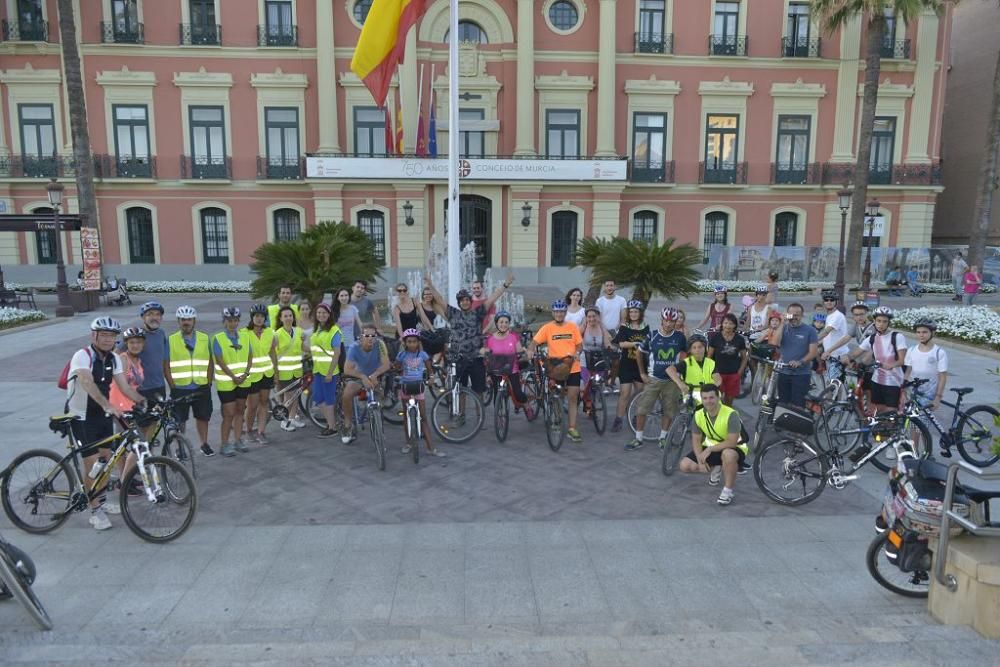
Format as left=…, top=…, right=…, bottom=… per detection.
left=275, top=326, right=303, bottom=380
left=683, top=356, right=716, bottom=388
left=247, top=327, right=276, bottom=383
left=310, top=326, right=342, bottom=376
left=213, top=330, right=253, bottom=392
left=267, top=302, right=299, bottom=329
left=694, top=403, right=748, bottom=455
left=167, top=331, right=211, bottom=386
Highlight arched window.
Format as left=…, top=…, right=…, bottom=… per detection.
left=704, top=211, right=729, bottom=263
left=774, top=212, right=798, bottom=247
left=200, top=207, right=229, bottom=264
left=357, top=209, right=386, bottom=261
left=444, top=20, right=488, bottom=43
left=353, top=0, right=373, bottom=25
left=632, top=210, right=658, bottom=244
left=32, top=206, right=57, bottom=265
left=126, top=206, right=155, bottom=263
left=550, top=211, right=577, bottom=267
left=273, top=208, right=300, bottom=242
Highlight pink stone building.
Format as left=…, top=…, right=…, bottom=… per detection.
left=0, top=0, right=951, bottom=283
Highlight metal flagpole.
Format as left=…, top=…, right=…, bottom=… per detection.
left=446, top=0, right=461, bottom=307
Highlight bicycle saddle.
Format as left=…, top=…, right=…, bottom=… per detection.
left=949, top=387, right=974, bottom=396
left=48, top=414, right=76, bottom=423
left=910, top=459, right=1000, bottom=504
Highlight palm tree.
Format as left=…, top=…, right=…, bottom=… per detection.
left=55, top=0, right=100, bottom=267
left=250, top=221, right=384, bottom=304
left=571, top=237, right=703, bottom=303
left=812, top=0, right=945, bottom=284
left=967, top=1, right=1000, bottom=271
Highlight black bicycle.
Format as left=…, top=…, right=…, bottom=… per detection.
left=906, top=386, right=1000, bottom=468
left=0, top=531, right=51, bottom=630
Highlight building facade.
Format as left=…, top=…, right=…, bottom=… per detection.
left=0, top=0, right=951, bottom=283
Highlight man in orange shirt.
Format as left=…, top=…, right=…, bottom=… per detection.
left=529, top=299, right=584, bottom=443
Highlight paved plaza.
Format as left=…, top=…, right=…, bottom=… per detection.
left=1, top=292, right=999, bottom=664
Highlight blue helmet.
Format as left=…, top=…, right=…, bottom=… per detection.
left=550, top=299, right=568, bottom=311
left=139, top=301, right=164, bottom=316
left=494, top=310, right=512, bottom=325
left=713, top=284, right=727, bottom=294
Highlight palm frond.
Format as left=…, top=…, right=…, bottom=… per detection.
left=571, top=237, right=702, bottom=303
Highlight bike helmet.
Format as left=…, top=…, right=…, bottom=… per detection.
left=222, top=307, right=241, bottom=319
left=175, top=305, right=197, bottom=319
left=688, top=333, right=709, bottom=349
left=821, top=289, right=838, bottom=301
left=755, top=284, right=769, bottom=295
left=913, top=318, right=937, bottom=333
left=122, top=327, right=146, bottom=340
left=455, top=289, right=472, bottom=302
left=249, top=303, right=268, bottom=316
left=401, top=328, right=421, bottom=339
left=851, top=301, right=870, bottom=311
left=626, top=299, right=644, bottom=310
left=550, top=299, right=568, bottom=311
left=713, top=284, right=727, bottom=294
left=139, top=301, right=164, bottom=316
left=90, top=316, right=122, bottom=333
left=872, top=306, right=894, bottom=319
left=813, top=313, right=827, bottom=322
left=494, top=310, right=512, bottom=325
left=661, top=307, right=679, bottom=321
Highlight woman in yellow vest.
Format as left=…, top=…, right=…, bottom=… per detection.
left=309, top=303, right=342, bottom=438
left=244, top=303, right=278, bottom=444
left=274, top=305, right=305, bottom=432
left=666, top=334, right=722, bottom=404
left=212, top=307, right=254, bottom=457
left=678, top=384, right=748, bottom=506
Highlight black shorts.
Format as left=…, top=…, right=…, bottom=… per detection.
left=685, top=448, right=747, bottom=467
left=565, top=372, right=581, bottom=388
left=217, top=385, right=252, bottom=404
left=171, top=386, right=213, bottom=422
left=456, top=357, right=487, bottom=393
left=70, top=416, right=115, bottom=450
left=138, top=387, right=166, bottom=403
left=251, top=375, right=275, bottom=392
left=869, top=382, right=902, bottom=408
left=617, top=359, right=642, bottom=384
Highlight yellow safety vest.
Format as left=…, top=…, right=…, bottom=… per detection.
left=167, top=331, right=211, bottom=386
left=247, top=327, right=275, bottom=383
left=213, top=330, right=253, bottom=392
left=684, top=356, right=716, bottom=388
left=694, top=403, right=748, bottom=455
left=310, top=325, right=342, bottom=377
left=267, top=303, right=299, bottom=329
left=275, top=326, right=303, bottom=380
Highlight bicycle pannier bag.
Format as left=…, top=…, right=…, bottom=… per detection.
left=772, top=404, right=815, bottom=436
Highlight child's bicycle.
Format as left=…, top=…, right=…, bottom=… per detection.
left=395, top=375, right=426, bottom=465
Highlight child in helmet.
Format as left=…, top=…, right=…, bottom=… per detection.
left=396, top=329, right=443, bottom=457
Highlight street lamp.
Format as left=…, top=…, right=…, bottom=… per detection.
left=45, top=178, right=74, bottom=318
left=861, top=198, right=880, bottom=294
left=402, top=200, right=414, bottom=226
left=520, top=202, right=532, bottom=228
left=833, top=185, right=852, bottom=309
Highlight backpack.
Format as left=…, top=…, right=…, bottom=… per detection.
left=57, top=348, right=93, bottom=390
left=868, top=331, right=902, bottom=361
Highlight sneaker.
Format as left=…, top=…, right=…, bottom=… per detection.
left=244, top=431, right=260, bottom=444
left=717, top=488, right=735, bottom=506
left=280, top=420, right=296, bottom=432
left=657, top=437, right=668, bottom=450
left=103, top=500, right=121, bottom=515
left=341, top=427, right=357, bottom=445
left=429, top=448, right=447, bottom=458
left=257, top=432, right=269, bottom=445
left=291, top=416, right=307, bottom=428
left=317, top=428, right=337, bottom=439
left=401, top=444, right=412, bottom=454
left=89, top=508, right=112, bottom=531
left=126, top=477, right=144, bottom=497
left=708, top=466, right=722, bottom=486
left=220, top=443, right=237, bottom=457
left=624, top=438, right=644, bottom=452
left=200, top=443, right=215, bottom=457
left=234, top=439, right=250, bottom=453
left=567, top=428, right=582, bottom=443
left=524, top=405, right=536, bottom=421
left=611, top=417, right=623, bottom=433
left=738, top=460, right=752, bottom=475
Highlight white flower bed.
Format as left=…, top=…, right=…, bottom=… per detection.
left=0, top=307, right=46, bottom=329
left=128, top=280, right=252, bottom=293
left=895, top=306, right=1000, bottom=349
left=696, top=279, right=995, bottom=294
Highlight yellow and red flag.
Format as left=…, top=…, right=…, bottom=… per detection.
left=350, top=0, right=428, bottom=109
left=396, top=96, right=404, bottom=154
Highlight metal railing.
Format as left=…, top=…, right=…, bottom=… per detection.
left=0, top=154, right=71, bottom=178
left=934, top=460, right=1000, bottom=592
left=94, top=154, right=156, bottom=179
left=181, top=155, right=231, bottom=179
left=180, top=23, right=221, bottom=45
left=820, top=161, right=943, bottom=186
left=782, top=36, right=821, bottom=58
left=1, top=18, right=48, bottom=42
left=699, top=161, right=748, bottom=185
left=881, top=38, right=911, bottom=59
left=709, top=34, right=747, bottom=56
left=257, top=24, right=298, bottom=47
left=100, top=21, right=144, bottom=44
left=629, top=159, right=674, bottom=183
left=633, top=32, right=673, bottom=54
left=772, top=162, right=821, bottom=185
left=256, top=156, right=304, bottom=180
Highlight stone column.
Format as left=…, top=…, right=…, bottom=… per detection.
left=514, top=0, right=535, bottom=156
left=905, top=9, right=939, bottom=164
left=594, top=0, right=617, bottom=157
left=316, top=0, right=341, bottom=153
left=830, top=14, right=863, bottom=162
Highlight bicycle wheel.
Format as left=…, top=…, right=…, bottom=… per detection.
left=865, top=532, right=930, bottom=598
left=521, top=371, right=542, bottom=422
left=430, top=386, right=485, bottom=443
left=750, top=366, right=767, bottom=406
left=370, top=412, right=386, bottom=471
left=303, top=392, right=328, bottom=429
left=956, top=405, right=1000, bottom=468
left=160, top=432, right=197, bottom=481
left=823, top=404, right=864, bottom=455
left=737, top=365, right=753, bottom=399
left=482, top=375, right=495, bottom=408
left=590, top=383, right=607, bottom=434
left=0, top=542, right=34, bottom=598
left=494, top=391, right=510, bottom=442
left=627, top=390, right=663, bottom=442
left=1, top=450, right=74, bottom=534
left=810, top=369, right=826, bottom=394
left=380, top=375, right=404, bottom=425
left=661, top=413, right=689, bottom=476
left=120, top=456, right=197, bottom=543
left=871, top=418, right=931, bottom=473
left=0, top=544, right=52, bottom=630
left=753, top=437, right=829, bottom=506
left=545, top=394, right=566, bottom=452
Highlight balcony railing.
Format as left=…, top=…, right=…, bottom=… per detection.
left=94, top=154, right=156, bottom=179
left=1, top=18, right=48, bottom=42
left=771, top=162, right=821, bottom=185
left=629, top=159, right=675, bottom=184
left=633, top=32, right=674, bottom=54
left=257, top=24, right=298, bottom=47
left=181, top=155, right=231, bottom=179
left=700, top=161, right=748, bottom=185
left=0, top=154, right=71, bottom=178
left=180, top=23, right=221, bottom=45
left=821, top=161, right=942, bottom=186
left=709, top=34, right=747, bottom=56
left=881, top=38, right=911, bottom=59
left=100, top=21, right=144, bottom=44
left=782, top=36, right=821, bottom=58
left=257, top=156, right=304, bottom=180
left=869, top=163, right=893, bottom=185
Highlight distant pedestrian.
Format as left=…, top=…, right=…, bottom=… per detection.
left=963, top=265, right=983, bottom=306
left=951, top=252, right=968, bottom=301
left=906, top=266, right=921, bottom=297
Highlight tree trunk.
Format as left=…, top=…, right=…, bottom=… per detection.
left=845, top=16, right=884, bottom=286
left=56, top=0, right=101, bottom=275
left=968, top=41, right=1000, bottom=270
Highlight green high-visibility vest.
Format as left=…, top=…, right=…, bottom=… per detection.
left=213, top=329, right=253, bottom=392
left=275, top=326, right=303, bottom=380
left=694, top=403, right=748, bottom=455
left=167, top=331, right=211, bottom=386
left=247, top=327, right=275, bottom=383
left=311, top=326, right=342, bottom=376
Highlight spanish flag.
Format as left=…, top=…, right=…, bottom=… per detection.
left=350, top=0, right=428, bottom=109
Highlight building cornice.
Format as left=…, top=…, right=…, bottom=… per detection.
left=535, top=70, right=595, bottom=92
left=173, top=67, right=233, bottom=88
left=96, top=66, right=157, bottom=87
left=624, top=76, right=681, bottom=96
left=250, top=68, right=309, bottom=89
left=0, top=63, right=61, bottom=85
left=698, top=76, right=754, bottom=97
left=770, top=79, right=827, bottom=98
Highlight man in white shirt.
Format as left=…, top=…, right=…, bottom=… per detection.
left=595, top=280, right=627, bottom=334
left=817, top=289, right=851, bottom=381
left=852, top=306, right=907, bottom=412
left=951, top=252, right=968, bottom=302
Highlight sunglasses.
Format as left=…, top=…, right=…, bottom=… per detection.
left=361, top=333, right=378, bottom=339
left=397, top=288, right=407, bottom=293
left=823, top=298, right=837, bottom=302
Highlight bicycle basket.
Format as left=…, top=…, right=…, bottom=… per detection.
left=585, top=350, right=607, bottom=372
left=772, top=404, right=815, bottom=437
left=545, top=357, right=573, bottom=382
left=487, top=354, right=516, bottom=376
left=750, top=342, right=776, bottom=360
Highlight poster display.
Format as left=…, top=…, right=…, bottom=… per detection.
left=80, top=227, right=102, bottom=291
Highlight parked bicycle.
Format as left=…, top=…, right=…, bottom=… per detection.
left=535, top=354, right=573, bottom=452
left=430, top=354, right=485, bottom=443
left=906, top=385, right=1000, bottom=468
left=0, top=531, right=51, bottom=630
left=485, top=353, right=539, bottom=443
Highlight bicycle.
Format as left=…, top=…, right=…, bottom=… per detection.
left=272, top=356, right=315, bottom=426
left=486, top=354, right=539, bottom=443
left=662, top=390, right=697, bottom=476
left=906, top=385, right=1000, bottom=468
left=430, top=354, right=485, bottom=443
left=580, top=350, right=609, bottom=435
left=144, top=395, right=199, bottom=480
left=535, top=354, right=573, bottom=452
left=394, top=376, right=427, bottom=465
left=0, top=531, right=52, bottom=630
left=1, top=409, right=197, bottom=543
left=748, top=341, right=776, bottom=406
left=347, top=384, right=387, bottom=471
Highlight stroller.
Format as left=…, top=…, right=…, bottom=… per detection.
left=103, top=276, right=132, bottom=307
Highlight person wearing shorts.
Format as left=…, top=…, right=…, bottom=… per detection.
left=310, top=303, right=343, bottom=439
left=395, top=329, right=445, bottom=457
left=167, top=306, right=215, bottom=456
left=626, top=307, right=687, bottom=451
left=244, top=303, right=278, bottom=443
left=611, top=301, right=650, bottom=433
left=530, top=300, right=585, bottom=443
left=678, top=384, right=747, bottom=506
left=212, top=307, right=254, bottom=457
left=340, top=324, right=392, bottom=444
left=707, top=313, right=747, bottom=405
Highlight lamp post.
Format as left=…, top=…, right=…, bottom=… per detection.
left=402, top=200, right=414, bottom=226
left=861, top=198, right=880, bottom=294
left=520, top=202, right=532, bottom=228
left=46, top=178, right=74, bottom=318
left=833, top=185, right=852, bottom=309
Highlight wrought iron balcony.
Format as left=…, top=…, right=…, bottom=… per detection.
left=820, top=161, right=942, bottom=186
left=258, top=24, right=298, bottom=47
left=181, top=155, right=231, bottom=179
left=629, top=159, right=675, bottom=184
left=869, top=163, right=893, bottom=185
left=0, top=154, right=71, bottom=178
left=881, top=38, right=911, bottom=59
left=771, top=162, right=821, bottom=185
left=1, top=18, right=48, bottom=42
left=257, top=156, right=304, bottom=180
left=94, top=154, right=156, bottom=179
left=709, top=34, right=747, bottom=56
left=634, top=32, right=674, bottom=54
left=180, top=23, right=221, bottom=46
left=700, top=161, right=748, bottom=185
left=782, top=36, right=821, bottom=58
left=100, top=21, right=144, bottom=44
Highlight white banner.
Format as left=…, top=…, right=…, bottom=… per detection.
left=306, top=156, right=628, bottom=181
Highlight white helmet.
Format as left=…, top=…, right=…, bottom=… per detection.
left=176, top=305, right=197, bottom=319
left=90, top=316, right=121, bottom=333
